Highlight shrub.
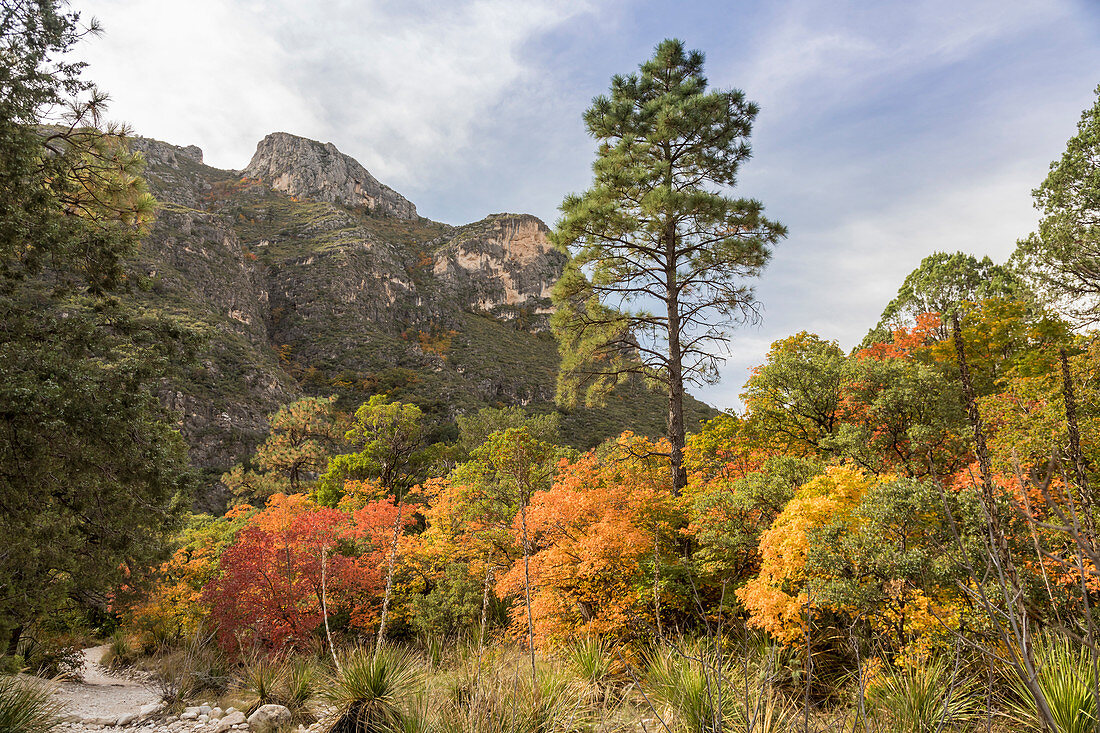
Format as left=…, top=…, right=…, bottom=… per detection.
left=234, top=655, right=287, bottom=714
left=151, top=631, right=229, bottom=706
left=866, top=655, right=979, bottom=733
left=0, top=676, right=59, bottom=733
left=324, top=646, right=423, bottom=733
left=1006, top=635, right=1098, bottom=733
left=16, top=635, right=83, bottom=680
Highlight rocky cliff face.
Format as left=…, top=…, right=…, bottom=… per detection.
left=242, top=132, right=417, bottom=219
left=435, top=214, right=563, bottom=322
left=130, top=132, right=713, bottom=508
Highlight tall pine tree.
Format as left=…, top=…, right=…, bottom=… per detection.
left=552, top=39, right=785, bottom=492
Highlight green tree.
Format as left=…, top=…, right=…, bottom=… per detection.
left=866, top=251, right=1024, bottom=344
left=1014, top=84, right=1100, bottom=324
left=0, top=0, right=191, bottom=653
left=741, top=332, right=846, bottom=458
left=223, top=396, right=346, bottom=501
left=455, top=406, right=561, bottom=458
left=551, top=38, right=786, bottom=492
left=465, top=428, right=560, bottom=686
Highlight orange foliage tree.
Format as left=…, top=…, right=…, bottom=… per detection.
left=202, top=493, right=406, bottom=654
left=496, top=433, right=685, bottom=648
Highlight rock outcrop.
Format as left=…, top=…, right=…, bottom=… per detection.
left=242, top=132, right=417, bottom=219
left=434, top=213, right=565, bottom=321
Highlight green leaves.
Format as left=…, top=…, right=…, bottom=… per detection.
left=1014, top=83, right=1100, bottom=324
left=551, top=38, right=784, bottom=490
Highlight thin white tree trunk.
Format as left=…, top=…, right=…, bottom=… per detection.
left=521, top=501, right=537, bottom=691
left=375, top=497, right=404, bottom=653
left=320, top=544, right=340, bottom=671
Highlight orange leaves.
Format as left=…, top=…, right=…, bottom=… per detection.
left=202, top=492, right=405, bottom=654
left=495, top=433, right=684, bottom=647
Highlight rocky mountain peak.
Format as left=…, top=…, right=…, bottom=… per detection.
left=242, top=132, right=417, bottom=220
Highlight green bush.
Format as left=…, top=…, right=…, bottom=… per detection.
left=324, top=646, right=424, bottom=733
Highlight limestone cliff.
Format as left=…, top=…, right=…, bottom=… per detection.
left=242, top=132, right=417, bottom=219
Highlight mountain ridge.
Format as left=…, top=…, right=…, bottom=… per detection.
left=127, top=132, right=716, bottom=509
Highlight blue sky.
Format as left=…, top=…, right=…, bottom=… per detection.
left=75, top=0, right=1100, bottom=410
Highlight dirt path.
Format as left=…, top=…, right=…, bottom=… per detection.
left=47, top=645, right=161, bottom=725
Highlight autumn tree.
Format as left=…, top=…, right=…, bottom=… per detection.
left=552, top=38, right=786, bottom=493
left=1014, top=83, right=1100, bottom=324
left=496, top=432, right=683, bottom=647
left=865, top=252, right=1024, bottom=344
left=203, top=494, right=400, bottom=653
left=316, top=395, right=437, bottom=649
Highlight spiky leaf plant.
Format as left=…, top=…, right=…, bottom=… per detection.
left=282, top=659, right=317, bottom=722
left=235, top=655, right=288, bottom=715
left=866, top=656, right=979, bottom=733
left=1006, top=635, right=1098, bottom=733
left=0, top=676, right=59, bottom=733
left=324, top=647, right=423, bottom=733
left=644, top=643, right=740, bottom=733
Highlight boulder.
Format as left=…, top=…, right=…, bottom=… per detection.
left=139, top=701, right=163, bottom=718
left=247, top=704, right=292, bottom=733
left=214, top=710, right=247, bottom=732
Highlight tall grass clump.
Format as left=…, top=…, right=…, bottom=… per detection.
left=565, top=637, right=617, bottom=696
left=152, top=630, right=229, bottom=706
left=324, top=646, right=423, bottom=733
left=865, top=655, right=979, bottom=733
left=642, top=639, right=794, bottom=733
left=0, top=676, right=59, bottom=733
left=1006, top=635, right=1098, bottom=733
left=282, top=658, right=318, bottom=722
left=644, top=642, right=740, bottom=733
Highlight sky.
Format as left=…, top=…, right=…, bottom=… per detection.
left=72, top=0, right=1100, bottom=410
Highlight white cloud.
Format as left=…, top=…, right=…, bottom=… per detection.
left=735, top=0, right=1073, bottom=115
left=75, top=0, right=595, bottom=181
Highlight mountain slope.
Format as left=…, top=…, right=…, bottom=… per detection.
left=128, top=134, right=716, bottom=508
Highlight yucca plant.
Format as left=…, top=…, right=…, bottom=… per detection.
left=101, top=631, right=138, bottom=670
left=0, top=676, right=59, bottom=733
left=282, top=659, right=318, bottom=722
left=235, top=655, right=288, bottom=714
left=1006, top=635, right=1098, bottom=733
left=436, top=666, right=587, bottom=733
left=324, top=646, right=424, bottom=733
left=866, top=655, right=979, bottom=733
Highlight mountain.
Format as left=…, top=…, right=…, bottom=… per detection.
left=127, top=132, right=716, bottom=509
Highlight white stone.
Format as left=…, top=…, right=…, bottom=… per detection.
left=247, top=704, right=291, bottom=733
left=213, top=710, right=246, bottom=733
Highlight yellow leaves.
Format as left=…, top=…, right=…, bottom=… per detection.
left=737, top=466, right=871, bottom=643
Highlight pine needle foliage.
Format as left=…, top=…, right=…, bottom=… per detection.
left=552, top=38, right=786, bottom=491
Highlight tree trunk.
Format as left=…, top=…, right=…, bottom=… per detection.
left=521, top=501, right=537, bottom=692
left=665, top=225, right=687, bottom=495
left=375, top=497, right=404, bottom=653
left=1060, top=348, right=1094, bottom=523
left=951, top=313, right=997, bottom=530
left=320, top=544, right=340, bottom=671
